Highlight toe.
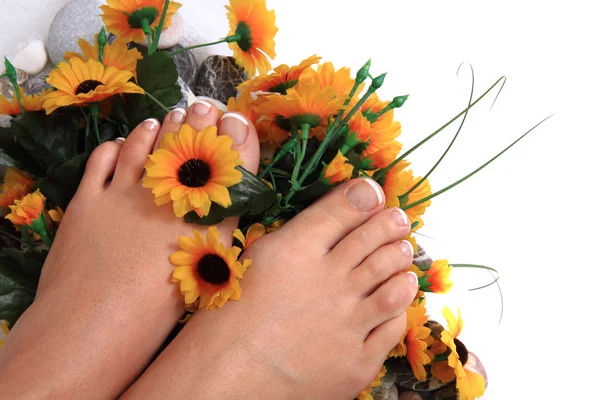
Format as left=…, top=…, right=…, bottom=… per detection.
left=112, top=118, right=161, bottom=185
left=329, top=208, right=412, bottom=271
left=348, top=239, right=414, bottom=297
left=356, top=271, right=418, bottom=335
left=152, top=108, right=188, bottom=152
left=185, top=100, right=220, bottom=132
left=363, top=313, right=407, bottom=365
left=277, top=178, right=385, bottom=254
left=78, top=138, right=125, bottom=193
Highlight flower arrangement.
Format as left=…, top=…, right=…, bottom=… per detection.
left=0, top=0, right=548, bottom=398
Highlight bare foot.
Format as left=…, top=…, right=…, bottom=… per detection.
left=122, top=178, right=418, bottom=400
left=0, top=101, right=260, bottom=398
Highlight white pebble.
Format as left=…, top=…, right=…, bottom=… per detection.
left=135, top=13, right=184, bottom=50
left=6, top=40, right=48, bottom=75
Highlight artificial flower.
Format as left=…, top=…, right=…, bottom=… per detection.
left=360, top=93, right=402, bottom=154
left=0, top=88, right=52, bottom=116
left=382, top=162, right=431, bottom=230
left=170, top=227, right=251, bottom=310
left=323, top=151, right=353, bottom=184
left=419, top=259, right=454, bottom=294
left=43, top=58, right=144, bottom=114
left=5, top=189, right=45, bottom=227
left=301, top=61, right=360, bottom=98
left=49, top=206, right=65, bottom=226
left=430, top=307, right=486, bottom=400
left=233, top=223, right=266, bottom=250
left=239, top=54, right=321, bottom=94
left=0, top=168, right=34, bottom=210
left=0, top=320, right=9, bottom=350
left=2, top=167, right=33, bottom=188
left=356, top=365, right=386, bottom=400
left=389, top=300, right=433, bottom=381
left=64, top=36, right=143, bottom=74
left=257, top=81, right=346, bottom=128
left=226, top=0, right=278, bottom=77
left=100, top=0, right=182, bottom=43
left=143, top=124, right=243, bottom=218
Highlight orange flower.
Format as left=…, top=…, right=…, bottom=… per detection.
left=239, top=55, right=321, bottom=94
left=360, top=93, right=402, bottom=154
left=0, top=88, right=52, bottom=116
left=233, top=223, right=266, bottom=250
left=43, top=58, right=144, bottom=114
left=430, top=307, right=486, bottom=400
left=323, top=151, right=353, bottom=184
left=420, top=259, right=453, bottom=294
left=257, top=81, right=346, bottom=128
left=382, top=162, right=431, bottom=230
left=0, top=167, right=34, bottom=209
left=301, top=61, right=360, bottom=98
left=389, top=300, right=433, bottom=381
left=3, top=167, right=33, bottom=188
left=49, top=206, right=65, bottom=226
left=226, top=0, right=278, bottom=77
left=64, top=36, right=143, bottom=75
left=5, top=189, right=45, bottom=227
left=101, top=0, right=182, bottom=43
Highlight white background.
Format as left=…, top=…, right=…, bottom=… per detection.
left=2, top=0, right=599, bottom=398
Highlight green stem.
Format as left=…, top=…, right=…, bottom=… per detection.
left=289, top=124, right=310, bottom=193
left=373, top=76, right=507, bottom=183
left=0, top=231, right=39, bottom=253
left=141, top=18, right=153, bottom=54
left=169, top=36, right=239, bottom=56
left=152, top=0, right=171, bottom=53
left=257, top=136, right=298, bottom=179
left=90, top=103, right=101, bottom=145
left=144, top=90, right=170, bottom=112
left=452, top=264, right=503, bottom=322
left=402, top=115, right=553, bottom=211
left=270, top=168, right=292, bottom=178
left=84, top=112, right=91, bottom=152
left=402, top=64, right=475, bottom=199
left=38, top=231, right=52, bottom=248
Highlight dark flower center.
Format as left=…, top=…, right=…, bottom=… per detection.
left=177, top=159, right=211, bottom=188
left=75, top=80, right=103, bottom=95
left=235, top=21, right=253, bottom=52
left=197, top=254, right=230, bottom=285
left=454, top=338, right=469, bottom=366
left=126, top=6, right=159, bottom=29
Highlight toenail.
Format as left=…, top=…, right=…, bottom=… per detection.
left=346, top=178, right=383, bottom=212
left=398, top=240, right=414, bottom=260
left=142, top=118, right=159, bottom=131
left=220, top=113, right=249, bottom=145
left=170, top=108, right=187, bottom=123
left=405, top=271, right=419, bottom=289
left=114, top=137, right=126, bottom=143
left=193, top=100, right=212, bottom=116
left=391, top=208, right=410, bottom=226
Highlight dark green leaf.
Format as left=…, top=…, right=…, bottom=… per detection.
left=35, top=153, right=89, bottom=209
left=184, top=167, right=277, bottom=225
left=0, top=248, right=44, bottom=326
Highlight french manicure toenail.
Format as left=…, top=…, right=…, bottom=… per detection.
left=346, top=178, right=383, bottom=212
left=391, top=208, right=409, bottom=226
left=220, top=113, right=249, bottom=145
left=171, top=108, right=187, bottom=123
left=114, top=137, right=126, bottom=143
left=399, top=240, right=414, bottom=259
left=406, top=271, right=419, bottom=288
left=142, top=118, right=159, bottom=131
left=193, top=100, right=212, bottom=116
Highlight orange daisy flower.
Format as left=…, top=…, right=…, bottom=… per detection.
left=257, top=81, right=346, bottom=128
left=389, top=300, right=433, bottom=381
left=5, top=189, right=45, bottom=227
left=226, top=0, right=278, bottom=77
left=143, top=124, right=243, bottom=218
left=382, top=162, right=431, bottom=230
left=420, top=259, right=454, bottom=294
left=233, top=223, right=266, bottom=250
left=64, top=36, right=143, bottom=74
left=356, top=365, right=386, bottom=400
left=430, top=307, right=486, bottom=400
left=101, top=0, right=182, bottom=43
left=170, top=227, right=251, bottom=310
left=43, top=58, right=144, bottom=114
left=239, top=55, right=321, bottom=94
left=359, top=93, right=402, bottom=154
left=323, top=150, right=353, bottom=184
left=0, top=88, right=52, bottom=116
left=301, top=61, right=361, bottom=98
left=0, top=167, right=34, bottom=209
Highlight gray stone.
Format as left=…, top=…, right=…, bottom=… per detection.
left=373, top=370, right=399, bottom=400
left=0, top=80, right=11, bottom=98
left=47, top=0, right=104, bottom=65
left=26, top=64, right=54, bottom=95
left=193, top=55, right=246, bottom=105
left=0, top=116, right=12, bottom=128
left=413, top=245, right=433, bottom=268
left=170, top=44, right=200, bottom=88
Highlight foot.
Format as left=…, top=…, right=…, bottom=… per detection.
left=122, top=178, right=418, bottom=399
left=0, top=101, right=260, bottom=398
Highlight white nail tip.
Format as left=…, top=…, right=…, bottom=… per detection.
left=364, top=178, right=384, bottom=205
left=196, top=100, right=212, bottom=109
left=406, top=271, right=419, bottom=285
left=173, top=107, right=188, bottom=115
left=114, top=137, right=126, bottom=142
left=401, top=240, right=414, bottom=258
left=221, top=112, right=249, bottom=126
left=143, top=118, right=159, bottom=130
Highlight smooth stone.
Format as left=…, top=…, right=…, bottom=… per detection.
left=134, top=13, right=184, bottom=49
left=47, top=0, right=104, bottom=65
left=0, top=116, right=12, bottom=128
left=373, top=369, right=398, bottom=400
left=172, top=78, right=198, bottom=110
left=413, top=245, right=433, bottom=267
left=170, top=44, right=200, bottom=87
left=26, top=64, right=54, bottom=95
left=465, top=352, right=488, bottom=388
left=398, top=390, right=423, bottom=400
left=0, top=81, right=11, bottom=98
left=194, top=55, right=246, bottom=105
left=4, top=41, right=48, bottom=76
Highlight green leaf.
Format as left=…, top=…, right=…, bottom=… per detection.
left=184, top=167, right=277, bottom=225
left=116, top=51, right=182, bottom=129
left=0, top=248, right=44, bottom=326
left=35, top=153, right=89, bottom=209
